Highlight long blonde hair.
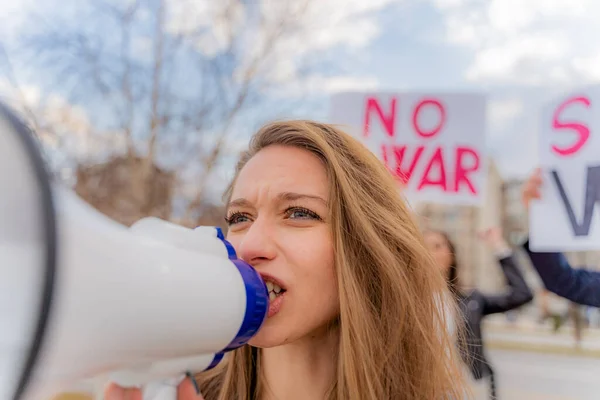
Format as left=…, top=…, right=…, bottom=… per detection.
left=195, top=120, right=467, bottom=399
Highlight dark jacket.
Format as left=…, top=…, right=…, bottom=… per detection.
left=457, top=253, right=534, bottom=383
left=523, top=240, right=600, bottom=307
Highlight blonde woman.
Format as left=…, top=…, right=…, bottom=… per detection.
left=423, top=228, right=534, bottom=399
left=106, top=120, right=468, bottom=400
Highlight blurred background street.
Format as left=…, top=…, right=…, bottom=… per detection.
left=489, top=348, right=600, bottom=400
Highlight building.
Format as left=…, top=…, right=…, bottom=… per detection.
left=413, top=164, right=549, bottom=321
left=414, top=164, right=600, bottom=324
left=500, top=179, right=528, bottom=246
left=417, top=165, right=600, bottom=277
left=414, top=161, right=505, bottom=291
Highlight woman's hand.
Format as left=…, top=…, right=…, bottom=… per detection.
left=478, top=227, right=511, bottom=254
left=521, top=167, right=543, bottom=211
left=104, top=377, right=204, bottom=400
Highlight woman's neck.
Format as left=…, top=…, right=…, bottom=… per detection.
left=259, top=327, right=338, bottom=400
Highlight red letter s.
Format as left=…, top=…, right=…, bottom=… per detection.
left=551, top=96, right=591, bottom=156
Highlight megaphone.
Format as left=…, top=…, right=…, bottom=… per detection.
left=0, top=102, right=269, bottom=400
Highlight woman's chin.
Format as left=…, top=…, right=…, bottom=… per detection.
left=248, top=323, right=292, bottom=348
left=248, top=334, right=284, bottom=348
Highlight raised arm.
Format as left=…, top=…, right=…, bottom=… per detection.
left=522, top=240, right=600, bottom=307
left=479, top=228, right=534, bottom=315
left=521, top=168, right=600, bottom=307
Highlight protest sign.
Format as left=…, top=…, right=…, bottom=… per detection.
left=329, top=92, right=487, bottom=205
left=530, top=86, right=600, bottom=251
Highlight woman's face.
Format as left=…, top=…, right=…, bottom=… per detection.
left=226, top=145, right=338, bottom=347
left=423, top=231, right=453, bottom=273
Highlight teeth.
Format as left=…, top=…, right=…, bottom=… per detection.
left=273, top=284, right=281, bottom=294
left=269, top=292, right=276, bottom=301
left=266, top=281, right=274, bottom=292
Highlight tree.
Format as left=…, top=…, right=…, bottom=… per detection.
left=5, top=0, right=319, bottom=226
left=3, top=0, right=387, bottom=226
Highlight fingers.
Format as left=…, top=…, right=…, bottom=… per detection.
left=103, top=383, right=124, bottom=400
left=477, top=227, right=501, bottom=242
left=523, top=182, right=541, bottom=200
left=104, top=379, right=202, bottom=400
left=531, top=171, right=543, bottom=186
left=178, top=377, right=205, bottom=399
left=104, top=383, right=143, bottom=400
left=522, top=168, right=544, bottom=208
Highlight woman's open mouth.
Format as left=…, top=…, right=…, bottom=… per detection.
left=262, top=275, right=287, bottom=317
left=266, top=280, right=286, bottom=301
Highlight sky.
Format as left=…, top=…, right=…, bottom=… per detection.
left=1, top=0, right=600, bottom=200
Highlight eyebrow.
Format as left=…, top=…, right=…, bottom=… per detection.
left=227, top=192, right=328, bottom=210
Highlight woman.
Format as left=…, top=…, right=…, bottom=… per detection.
left=106, top=120, right=468, bottom=400
left=423, top=228, right=534, bottom=400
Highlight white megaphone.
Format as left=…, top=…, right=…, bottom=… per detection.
left=0, top=102, right=269, bottom=400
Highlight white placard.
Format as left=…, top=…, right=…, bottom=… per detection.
left=529, top=86, right=600, bottom=251
left=329, top=92, right=487, bottom=205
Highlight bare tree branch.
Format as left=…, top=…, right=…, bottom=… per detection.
left=147, top=0, right=165, bottom=162
left=119, top=0, right=139, bottom=157
left=8, top=0, right=328, bottom=225
left=181, top=1, right=312, bottom=220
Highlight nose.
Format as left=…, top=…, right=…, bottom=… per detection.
left=235, top=217, right=277, bottom=267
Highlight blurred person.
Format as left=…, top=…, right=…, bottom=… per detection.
left=423, top=227, right=534, bottom=400
left=521, top=168, right=600, bottom=307
left=104, top=121, right=469, bottom=400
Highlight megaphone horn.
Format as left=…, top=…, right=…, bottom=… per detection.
left=0, top=101, right=269, bottom=400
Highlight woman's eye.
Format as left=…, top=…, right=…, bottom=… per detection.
left=225, top=212, right=251, bottom=226
left=285, top=207, right=322, bottom=221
